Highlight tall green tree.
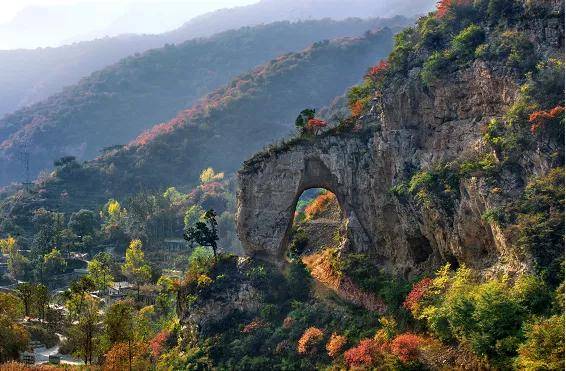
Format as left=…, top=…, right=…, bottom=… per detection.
left=15, top=282, right=35, bottom=318
left=68, top=294, right=101, bottom=364
left=88, top=252, right=116, bottom=293
left=121, top=240, right=152, bottom=297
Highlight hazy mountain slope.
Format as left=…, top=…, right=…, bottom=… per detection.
left=0, top=18, right=409, bottom=186
left=4, top=29, right=394, bottom=214
left=0, top=0, right=433, bottom=118
left=169, top=0, right=434, bottom=39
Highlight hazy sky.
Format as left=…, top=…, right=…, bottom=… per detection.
left=0, top=0, right=259, bottom=49
left=1, top=0, right=257, bottom=24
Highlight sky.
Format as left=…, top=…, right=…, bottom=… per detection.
left=0, top=0, right=258, bottom=49
left=0, top=0, right=256, bottom=24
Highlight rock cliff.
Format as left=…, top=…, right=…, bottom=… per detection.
left=236, top=2, right=564, bottom=277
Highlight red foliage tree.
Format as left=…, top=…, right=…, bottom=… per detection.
left=436, top=0, right=472, bottom=18
left=150, top=330, right=170, bottom=358
left=367, top=60, right=389, bottom=82
left=344, top=338, right=381, bottom=367
left=390, top=333, right=424, bottom=362
left=306, top=118, right=328, bottom=135
left=403, top=277, right=433, bottom=312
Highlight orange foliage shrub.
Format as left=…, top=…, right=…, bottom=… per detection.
left=403, top=277, right=433, bottom=313
left=528, top=105, right=564, bottom=135
left=326, top=333, right=348, bottom=358
left=367, top=60, right=389, bottom=82
left=103, top=342, right=151, bottom=371
left=390, top=333, right=424, bottom=362
left=350, top=100, right=365, bottom=117
left=344, top=338, right=381, bottom=367
left=304, top=192, right=338, bottom=221
left=297, top=327, right=324, bottom=355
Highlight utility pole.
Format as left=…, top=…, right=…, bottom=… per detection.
left=18, top=143, right=33, bottom=191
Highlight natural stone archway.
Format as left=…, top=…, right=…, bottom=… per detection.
left=236, top=61, right=529, bottom=277
left=236, top=133, right=374, bottom=262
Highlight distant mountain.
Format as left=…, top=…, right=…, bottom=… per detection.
left=3, top=29, right=395, bottom=214
left=0, top=18, right=410, bottom=186
left=170, top=0, right=435, bottom=39
left=0, top=0, right=435, bottom=118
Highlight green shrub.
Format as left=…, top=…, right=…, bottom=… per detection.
left=421, top=51, right=451, bottom=86
left=286, top=260, right=312, bottom=302
left=451, top=24, right=485, bottom=60
left=412, top=265, right=556, bottom=365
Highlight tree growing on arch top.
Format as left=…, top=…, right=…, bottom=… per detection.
left=183, top=209, right=219, bottom=258
left=295, top=108, right=327, bottom=136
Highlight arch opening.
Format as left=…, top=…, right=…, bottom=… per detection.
left=285, top=187, right=346, bottom=261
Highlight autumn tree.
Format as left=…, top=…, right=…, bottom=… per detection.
left=43, top=248, right=66, bottom=276
left=121, top=240, right=152, bottom=297
left=199, top=168, right=224, bottom=184
left=0, top=236, right=28, bottom=279
left=297, top=327, right=324, bottom=355
left=183, top=209, right=219, bottom=258
left=88, top=252, right=116, bottom=293
left=103, top=300, right=144, bottom=370
left=295, top=108, right=316, bottom=133
left=0, top=292, right=29, bottom=362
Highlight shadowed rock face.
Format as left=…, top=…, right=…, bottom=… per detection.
left=237, top=61, right=528, bottom=277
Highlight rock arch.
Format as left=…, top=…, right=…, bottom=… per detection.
left=236, top=134, right=373, bottom=262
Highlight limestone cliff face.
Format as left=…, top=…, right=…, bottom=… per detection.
left=237, top=62, right=516, bottom=276
left=236, top=5, right=564, bottom=277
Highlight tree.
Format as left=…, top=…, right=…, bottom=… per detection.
left=121, top=240, right=152, bottom=297
left=0, top=236, right=28, bottom=279
left=68, top=209, right=99, bottom=238
left=88, top=252, right=116, bottom=293
left=297, top=327, right=324, bottom=355
left=199, top=167, right=224, bottom=184
left=295, top=108, right=316, bottom=133
left=15, top=282, right=35, bottom=318
left=34, top=284, right=50, bottom=321
left=183, top=204, right=205, bottom=233
left=67, top=276, right=96, bottom=321
left=183, top=209, right=219, bottom=258
left=68, top=294, right=101, bottom=364
left=0, top=291, right=28, bottom=361
left=43, top=248, right=66, bottom=276
left=103, top=300, right=143, bottom=370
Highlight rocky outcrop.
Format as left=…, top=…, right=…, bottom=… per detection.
left=236, top=60, right=540, bottom=277
left=177, top=256, right=263, bottom=335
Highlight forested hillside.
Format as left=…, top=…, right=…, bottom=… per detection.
left=0, top=0, right=431, bottom=119
left=0, top=18, right=409, bottom=186
left=0, top=29, right=395, bottom=222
